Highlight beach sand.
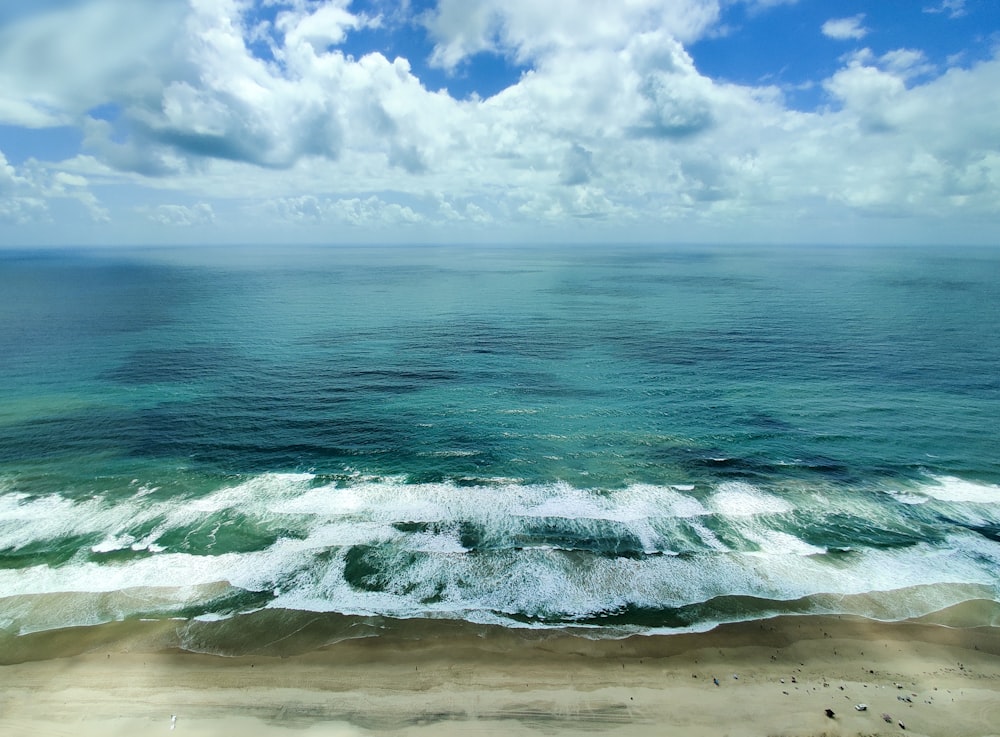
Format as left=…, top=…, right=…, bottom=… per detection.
left=2, top=611, right=1000, bottom=737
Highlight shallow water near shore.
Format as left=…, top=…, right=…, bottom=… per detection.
left=2, top=243, right=999, bottom=649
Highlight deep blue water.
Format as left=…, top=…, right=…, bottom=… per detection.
left=1, top=244, right=999, bottom=644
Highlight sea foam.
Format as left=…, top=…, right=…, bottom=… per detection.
left=919, top=476, right=1000, bottom=504
left=3, top=472, right=1000, bottom=636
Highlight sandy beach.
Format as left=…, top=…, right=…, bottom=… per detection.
left=2, top=609, right=999, bottom=737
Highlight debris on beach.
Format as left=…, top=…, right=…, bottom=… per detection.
left=882, top=713, right=893, bottom=723
left=825, top=708, right=836, bottom=718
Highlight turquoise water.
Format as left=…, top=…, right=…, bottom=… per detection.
left=1, top=244, right=999, bottom=643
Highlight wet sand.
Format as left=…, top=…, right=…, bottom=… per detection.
left=2, top=612, right=1000, bottom=736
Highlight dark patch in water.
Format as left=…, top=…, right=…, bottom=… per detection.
left=514, top=522, right=648, bottom=559
left=103, top=345, right=237, bottom=385
left=792, top=512, right=941, bottom=550
left=940, top=518, right=1000, bottom=544
left=86, top=547, right=154, bottom=563
left=342, top=545, right=419, bottom=593
left=152, top=512, right=305, bottom=555
left=500, top=594, right=818, bottom=628
left=0, top=533, right=103, bottom=569
left=170, top=588, right=277, bottom=622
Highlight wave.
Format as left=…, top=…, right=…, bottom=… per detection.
left=917, top=475, right=1000, bottom=504
left=2, top=472, right=1000, bottom=637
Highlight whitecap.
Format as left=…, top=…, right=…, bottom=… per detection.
left=919, top=476, right=1000, bottom=504
left=708, top=482, right=793, bottom=517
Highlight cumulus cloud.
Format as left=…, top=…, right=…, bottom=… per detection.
left=434, top=194, right=495, bottom=224
left=275, top=0, right=378, bottom=51
left=509, top=182, right=629, bottom=222
left=821, top=15, right=868, bottom=41
left=46, top=171, right=110, bottom=223
left=0, top=0, right=394, bottom=174
left=332, top=196, right=424, bottom=225
left=140, top=203, right=216, bottom=226
left=1, top=0, right=999, bottom=241
left=266, top=194, right=424, bottom=226
left=0, top=150, right=49, bottom=224
left=424, top=0, right=722, bottom=69
left=0, top=149, right=109, bottom=223
left=0, top=197, right=48, bottom=225
left=878, top=49, right=935, bottom=79
left=65, top=0, right=466, bottom=184
left=808, top=52, right=1000, bottom=215
left=560, top=144, right=596, bottom=186
left=824, top=48, right=937, bottom=131
left=0, top=150, right=24, bottom=192
left=463, top=202, right=493, bottom=223
left=636, top=72, right=715, bottom=137
left=0, top=0, right=187, bottom=128
left=124, top=0, right=353, bottom=171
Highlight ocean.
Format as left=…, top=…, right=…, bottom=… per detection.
left=1, top=243, right=999, bottom=653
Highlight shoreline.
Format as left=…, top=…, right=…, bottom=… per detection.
left=3, top=611, right=1000, bottom=736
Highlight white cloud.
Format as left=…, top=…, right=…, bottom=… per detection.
left=560, top=144, right=596, bottom=186
left=463, top=202, right=493, bottom=224
left=424, top=0, right=722, bottom=69
left=266, top=194, right=328, bottom=222
left=275, top=0, right=378, bottom=52
left=1, top=1, right=999, bottom=244
left=44, top=170, right=110, bottom=222
left=0, top=149, right=109, bottom=223
left=923, top=0, right=967, bottom=19
left=340, top=196, right=424, bottom=226
left=140, top=203, right=216, bottom=226
left=130, top=0, right=352, bottom=171
left=59, top=0, right=466, bottom=186
left=513, top=185, right=627, bottom=221
left=0, top=150, right=25, bottom=193
left=0, top=0, right=374, bottom=174
left=0, top=196, right=48, bottom=225
left=332, top=196, right=424, bottom=225
left=266, top=194, right=424, bottom=226
left=825, top=53, right=907, bottom=131
left=879, top=49, right=935, bottom=79
left=0, top=150, right=50, bottom=223
left=807, top=53, right=1000, bottom=216
left=821, top=14, right=868, bottom=41
left=0, top=0, right=187, bottom=127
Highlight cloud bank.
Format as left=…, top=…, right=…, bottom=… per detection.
left=0, top=0, right=998, bottom=245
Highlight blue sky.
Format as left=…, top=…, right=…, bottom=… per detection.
left=1, top=0, right=998, bottom=246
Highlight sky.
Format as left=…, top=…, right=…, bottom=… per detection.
left=0, top=0, right=998, bottom=247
